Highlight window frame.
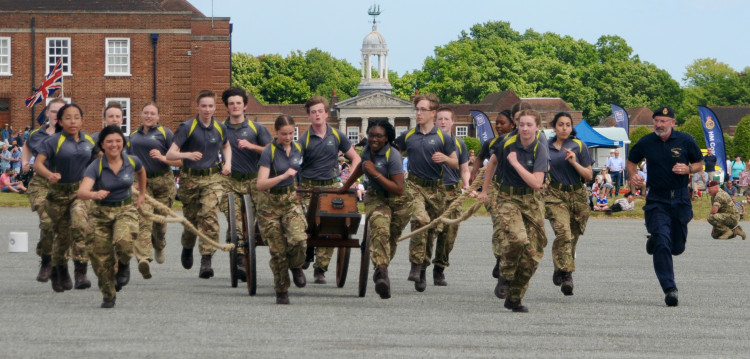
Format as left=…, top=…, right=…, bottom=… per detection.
left=456, top=126, right=468, bottom=138
left=347, top=126, right=360, bottom=142
left=395, top=126, right=408, bottom=137
left=105, top=38, right=131, bottom=76
left=293, top=126, right=299, bottom=141
left=46, top=37, right=71, bottom=75
left=104, top=97, right=131, bottom=134
left=0, top=37, right=11, bottom=76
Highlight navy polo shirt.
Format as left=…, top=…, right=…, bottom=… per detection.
left=395, top=125, right=456, bottom=181
left=548, top=137, right=593, bottom=185
left=258, top=139, right=303, bottom=188
left=26, top=124, right=52, bottom=156
left=172, top=117, right=228, bottom=170
left=224, top=118, right=272, bottom=175
left=39, top=131, right=98, bottom=184
left=443, top=136, right=468, bottom=186
left=498, top=133, right=549, bottom=188
left=84, top=153, right=143, bottom=202
left=628, top=130, right=702, bottom=190
left=361, top=143, right=403, bottom=192
left=298, top=125, right=352, bottom=181
left=128, top=125, right=174, bottom=173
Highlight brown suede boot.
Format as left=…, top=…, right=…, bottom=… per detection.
left=734, top=225, right=746, bottom=240
left=59, top=263, right=73, bottom=291
left=313, top=268, right=326, bottom=284
left=37, top=255, right=52, bottom=283
left=74, top=261, right=91, bottom=289
left=276, top=292, right=290, bottom=304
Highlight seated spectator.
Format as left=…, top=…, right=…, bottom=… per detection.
left=1, top=169, right=27, bottom=193
left=593, top=193, right=609, bottom=211
left=595, top=168, right=613, bottom=197
left=691, top=170, right=709, bottom=199
left=354, top=180, right=365, bottom=202
left=609, top=191, right=635, bottom=212
left=0, top=143, right=10, bottom=172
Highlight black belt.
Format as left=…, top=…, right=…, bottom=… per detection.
left=95, top=198, right=133, bottom=207
left=548, top=182, right=583, bottom=192
left=49, top=182, right=80, bottom=192
left=231, top=172, right=258, bottom=181
left=410, top=175, right=442, bottom=187
left=269, top=185, right=294, bottom=194
left=146, top=168, right=171, bottom=178
left=182, top=166, right=221, bottom=177
left=301, top=178, right=336, bottom=186
left=444, top=183, right=460, bottom=190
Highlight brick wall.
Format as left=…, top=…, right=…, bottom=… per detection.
left=0, top=11, right=230, bottom=134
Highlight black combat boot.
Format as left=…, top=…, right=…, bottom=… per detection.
left=73, top=261, right=91, bottom=289
left=181, top=247, right=194, bottom=269
left=560, top=271, right=574, bottom=296
left=495, top=277, right=510, bottom=299
left=59, top=263, right=73, bottom=291
left=37, top=255, right=52, bottom=283
left=414, top=269, right=427, bottom=292
left=50, top=266, right=64, bottom=293
left=373, top=266, right=391, bottom=299
left=199, top=255, right=214, bottom=279
left=433, top=266, right=447, bottom=286
left=100, top=296, right=116, bottom=309
left=115, top=260, right=130, bottom=291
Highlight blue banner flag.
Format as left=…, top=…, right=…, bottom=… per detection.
left=698, top=106, right=727, bottom=176
left=470, top=110, right=494, bottom=145
left=610, top=104, right=629, bottom=135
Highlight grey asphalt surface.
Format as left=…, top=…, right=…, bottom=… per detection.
left=1, top=207, right=749, bottom=358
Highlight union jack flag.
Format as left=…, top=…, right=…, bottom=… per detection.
left=25, top=59, right=63, bottom=108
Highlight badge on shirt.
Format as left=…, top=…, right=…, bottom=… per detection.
left=327, top=140, right=334, bottom=146
left=209, top=136, right=217, bottom=144
left=671, top=148, right=682, bottom=158
left=123, top=173, right=131, bottom=181
left=526, top=159, right=534, bottom=167
left=241, top=131, right=248, bottom=137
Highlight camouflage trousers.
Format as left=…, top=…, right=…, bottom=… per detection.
left=430, top=185, right=463, bottom=268
left=178, top=172, right=223, bottom=256
left=256, top=190, right=307, bottom=293
left=492, top=189, right=546, bottom=302
left=88, top=203, right=137, bottom=301
left=135, top=172, right=176, bottom=262
left=406, top=180, right=447, bottom=267
left=299, top=181, right=337, bottom=272
left=46, top=184, right=90, bottom=266
left=365, top=188, right=413, bottom=267
left=708, top=212, right=739, bottom=239
left=219, top=175, right=259, bottom=242
left=544, top=185, right=590, bottom=273
left=28, top=175, right=55, bottom=257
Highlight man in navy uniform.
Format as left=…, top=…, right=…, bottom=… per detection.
left=627, top=106, right=703, bottom=307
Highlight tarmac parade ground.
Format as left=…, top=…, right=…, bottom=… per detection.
left=1, top=207, right=749, bottom=358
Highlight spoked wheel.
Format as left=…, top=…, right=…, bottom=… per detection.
left=358, top=219, right=370, bottom=297
left=335, top=247, right=351, bottom=288
left=227, top=193, right=239, bottom=288
left=242, top=194, right=257, bottom=296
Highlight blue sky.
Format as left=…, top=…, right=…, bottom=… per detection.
left=190, top=0, right=748, bottom=85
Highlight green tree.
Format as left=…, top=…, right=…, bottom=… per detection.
left=677, top=115, right=706, bottom=148
left=723, top=134, right=735, bottom=163
left=731, top=115, right=750, bottom=160
left=462, top=136, right=481, bottom=153
left=629, top=126, right=652, bottom=145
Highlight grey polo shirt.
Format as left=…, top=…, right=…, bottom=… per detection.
left=498, top=133, right=549, bottom=188
left=224, top=117, right=272, bottom=175
left=548, top=137, right=592, bottom=185
left=395, top=125, right=456, bottom=181
left=128, top=125, right=174, bottom=173
left=39, top=131, right=98, bottom=184
left=360, top=143, right=403, bottom=192
left=84, top=153, right=143, bottom=202
left=172, top=117, right=228, bottom=170
left=258, top=140, right=303, bottom=188
left=443, top=136, right=468, bottom=186
left=298, top=125, right=351, bottom=181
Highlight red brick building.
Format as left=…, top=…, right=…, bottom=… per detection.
left=0, top=0, right=230, bottom=134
